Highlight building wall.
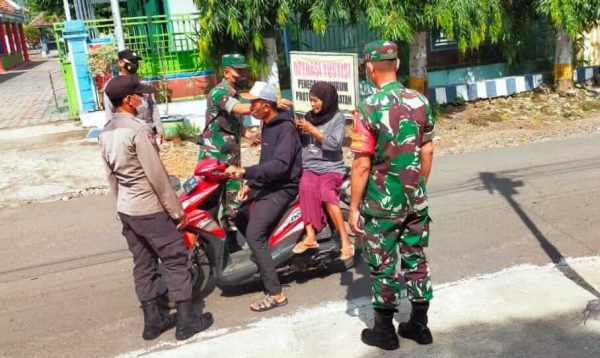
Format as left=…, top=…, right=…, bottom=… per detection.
left=164, top=0, right=197, bottom=15
left=580, top=26, right=600, bottom=66
left=127, top=0, right=162, bottom=17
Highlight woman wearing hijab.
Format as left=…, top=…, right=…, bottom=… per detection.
left=293, top=82, right=354, bottom=260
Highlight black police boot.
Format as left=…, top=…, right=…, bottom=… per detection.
left=140, top=298, right=176, bottom=340
left=226, top=230, right=242, bottom=253
left=175, top=299, right=214, bottom=341
left=361, top=308, right=399, bottom=350
left=398, top=301, right=433, bottom=345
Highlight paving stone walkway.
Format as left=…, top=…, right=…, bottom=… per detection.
left=0, top=57, right=72, bottom=129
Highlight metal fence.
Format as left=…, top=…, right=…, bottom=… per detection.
left=293, top=21, right=377, bottom=54
left=53, top=14, right=207, bottom=78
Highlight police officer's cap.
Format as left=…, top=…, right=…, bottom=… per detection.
left=118, top=49, right=143, bottom=63
left=105, top=76, right=155, bottom=105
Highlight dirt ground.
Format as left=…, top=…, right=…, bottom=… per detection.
left=160, top=84, right=600, bottom=181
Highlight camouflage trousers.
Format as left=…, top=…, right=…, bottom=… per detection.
left=362, top=209, right=433, bottom=311
left=198, top=149, right=241, bottom=232
left=221, top=178, right=242, bottom=231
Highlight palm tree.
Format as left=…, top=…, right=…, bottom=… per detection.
left=534, top=0, right=600, bottom=91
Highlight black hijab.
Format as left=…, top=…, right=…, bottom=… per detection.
left=305, top=82, right=339, bottom=126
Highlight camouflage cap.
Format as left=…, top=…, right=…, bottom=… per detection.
left=222, top=54, right=248, bottom=69
left=363, top=40, right=398, bottom=62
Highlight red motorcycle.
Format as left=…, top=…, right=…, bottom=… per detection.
left=169, top=157, right=354, bottom=299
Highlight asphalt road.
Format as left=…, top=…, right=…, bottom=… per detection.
left=1, top=133, right=599, bottom=357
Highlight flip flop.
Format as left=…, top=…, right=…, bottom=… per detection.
left=292, top=241, right=319, bottom=254
left=250, top=294, right=289, bottom=312
left=339, top=244, right=355, bottom=261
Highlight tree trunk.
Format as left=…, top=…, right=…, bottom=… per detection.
left=262, top=37, right=281, bottom=98
left=408, top=31, right=428, bottom=95
left=554, top=27, right=574, bottom=92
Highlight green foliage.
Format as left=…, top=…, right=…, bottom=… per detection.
left=23, top=25, right=42, bottom=46
left=498, top=1, right=544, bottom=64
left=451, top=95, right=466, bottom=106
left=358, top=0, right=503, bottom=52
left=177, top=124, right=200, bottom=141
left=356, top=0, right=425, bottom=41
left=93, top=4, right=114, bottom=19
left=195, top=0, right=354, bottom=76
left=430, top=100, right=443, bottom=118
left=27, top=0, right=65, bottom=17
left=428, top=0, right=503, bottom=52
left=535, top=0, right=600, bottom=38
left=497, top=0, right=599, bottom=65
left=87, top=44, right=118, bottom=77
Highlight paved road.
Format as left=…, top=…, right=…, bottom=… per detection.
left=0, top=57, right=71, bottom=128
left=0, top=134, right=599, bottom=357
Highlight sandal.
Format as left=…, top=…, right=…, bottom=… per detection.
left=292, top=240, right=319, bottom=254
left=250, top=294, right=289, bottom=312
left=339, top=244, right=355, bottom=261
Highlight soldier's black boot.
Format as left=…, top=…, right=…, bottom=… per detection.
left=398, top=301, right=433, bottom=345
left=140, top=298, right=176, bottom=340
left=361, top=308, right=399, bottom=350
left=175, top=299, right=214, bottom=341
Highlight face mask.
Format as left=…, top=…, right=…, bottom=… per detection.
left=135, top=97, right=150, bottom=118
left=234, top=76, right=248, bottom=90
left=124, top=61, right=139, bottom=75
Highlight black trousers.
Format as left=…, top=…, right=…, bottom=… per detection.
left=119, top=211, right=192, bottom=302
left=235, top=188, right=296, bottom=295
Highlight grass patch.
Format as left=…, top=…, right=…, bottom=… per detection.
left=177, top=124, right=201, bottom=141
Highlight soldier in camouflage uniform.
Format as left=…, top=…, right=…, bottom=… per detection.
left=200, top=54, right=252, bottom=252
left=200, top=54, right=292, bottom=252
left=349, top=41, right=435, bottom=351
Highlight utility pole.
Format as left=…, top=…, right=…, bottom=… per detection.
left=110, top=0, right=125, bottom=50
left=63, top=0, right=71, bottom=21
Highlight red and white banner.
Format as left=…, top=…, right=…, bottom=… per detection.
left=290, top=51, right=359, bottom=116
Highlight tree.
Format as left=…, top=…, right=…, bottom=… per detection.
left=195, top=0, right=352, bottom=94
left=534, top=0, right=600, bottom=91
left=27, top=0, right=65, bottom=17
left=23, top=25, right=42, bottom=47
left=359, top=0, right=503, bottom=95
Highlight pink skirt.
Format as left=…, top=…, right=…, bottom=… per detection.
left=299, top=170, right=344, bottom=232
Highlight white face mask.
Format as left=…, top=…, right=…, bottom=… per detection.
left=135, top=97, right=150, bottom=119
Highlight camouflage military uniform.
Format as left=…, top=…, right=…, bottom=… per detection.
left=351, top=42, right=436, bottom=311
left=199, top=54, right=249, bottom=231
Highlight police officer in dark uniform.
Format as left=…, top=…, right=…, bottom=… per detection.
left=103, top=49, right=163, bottom=142
left=100, top=76, right=213, bottom=341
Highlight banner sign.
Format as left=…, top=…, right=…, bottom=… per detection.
left=290, top=51, right=359, bottom=116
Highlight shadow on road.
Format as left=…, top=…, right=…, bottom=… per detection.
left=341, top=258, right=372, bottom=326
left=359, top=312, right=600, bottom=358
left=0, top=61, right=47, bottom=85
left=0, top=71, right=23, bottom=84
left=479, top=172, right=600, bottom=298
left=218, top=265, right=348, bottom=297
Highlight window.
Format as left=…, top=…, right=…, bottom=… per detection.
left=430, top=30, right=457, bottom=52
